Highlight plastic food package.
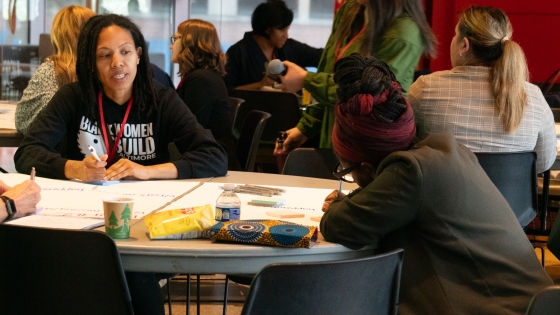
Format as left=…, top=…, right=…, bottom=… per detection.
left=144, top=204, right=215, bottom=239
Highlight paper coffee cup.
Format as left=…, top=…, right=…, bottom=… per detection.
left=103, top=197, right=134, bottom=239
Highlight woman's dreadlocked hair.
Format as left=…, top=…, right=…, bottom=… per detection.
left=334, top=53, right=406, bottom=123
left=76, top=14, right=156, bottom=122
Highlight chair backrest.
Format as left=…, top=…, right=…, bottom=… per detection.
left=282, top=148, right=338, bottom=180
left=228, top=96, right=245, bottom=135
left=0, top=224, right=133, bottom=315
left=241, top=248, right=404, bottom=315
left=230, top=89, right=301, bottom=145
left=525, top=285, right=560, bottom=315
left=474, top=151, right=538, bottom=227
left=237, top=110, right=271, bottom=172
left=38, top=33, right=54, bottom=63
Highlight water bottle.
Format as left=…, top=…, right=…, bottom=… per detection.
left=215, top=183, right=241, bottom=222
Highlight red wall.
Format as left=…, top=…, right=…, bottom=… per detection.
left=429, top=0, right=560, bottom=83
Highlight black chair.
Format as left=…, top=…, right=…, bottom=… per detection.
left=237, top=110, right=271, bottom=172
left=168, top=97, right=245, bottom=164
left=230, top=90, right=302, bottom=168
left=474, top=152, right=538, bottom=227
left=0, top=224, right=133, bottom=315
left=229, top=90, right=301, bottom=145
left=525, top=285, right=560, bottom=315
left=38, top=33, right=54, bottom=63
left=281, top=147, right=338, bottom=180
left=474, top=151, right=545, bottom=266
left=239, top=249, right=404, bottom=315
left=228, top=96, right=245, bottom=136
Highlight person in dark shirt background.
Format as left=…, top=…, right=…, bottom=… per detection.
left=171, top=19, right=239, bottom=170
left=223, top=0, right=323, bottom=91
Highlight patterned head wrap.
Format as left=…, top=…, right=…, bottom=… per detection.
left=332, top=53, right=416, bottom=167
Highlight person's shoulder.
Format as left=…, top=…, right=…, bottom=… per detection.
left=39, top=59, right=55, bottom=70
left=187, top=69, right=228, bottom=91
left=281, top=38, right=317, bottom=51
left=57, top=81, right=81, bottom=94
left=32, top=60, right=56, bottom=76
left=525, top=81, right=545, bottom=94
left=190, top=68, right=219, bottom=77
left=384, top=14, right=422, bottom=42
left=186, top=69, right=223, bottom=83
left=390, top=130, right=465, bottom=166
left=283, top=38, right=304, bottom=46
left=150, top=63, right=174, bottom=88
left=226, top=32, right=253, bottom=53
left=412, top=69, right=454, bottom=85
left=45, top=81, right=82, bottom=111
left=152, top=79, right=173, bottom=96
left=524, top=81, right=549, bottom=106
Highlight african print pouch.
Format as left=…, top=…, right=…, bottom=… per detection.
left=209, top=220, right=318, bottom=248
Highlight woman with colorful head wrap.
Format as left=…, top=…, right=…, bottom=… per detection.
left=331, top=53, right=415, bottom=178
left=321, top=53, right=552, bottom=315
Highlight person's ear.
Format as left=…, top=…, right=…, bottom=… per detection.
left=460, top=37, right=470, bottom=55
left=361, top=162, right=376, bottom=177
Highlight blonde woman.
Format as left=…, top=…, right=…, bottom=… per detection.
left=171, top=19, right=239, bottom=169
left=15, top=5, right=95, bottom=134
left=409, top=6, right=556, bottom=173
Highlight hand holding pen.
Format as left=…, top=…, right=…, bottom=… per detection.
left=322, top=189, right=347, bottom=212
left=79, top=145, right=107, bottom=182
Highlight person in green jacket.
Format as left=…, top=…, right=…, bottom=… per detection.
left=279, top=0, right=437, bottom=149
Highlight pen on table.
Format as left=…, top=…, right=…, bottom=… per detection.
left=242, top=184, right=285, bottom=194
left=30, top=167, right=35, bottom=181
left=233, top=187, right=273, bottom=197
left=88, top=145, right=101, bottom=162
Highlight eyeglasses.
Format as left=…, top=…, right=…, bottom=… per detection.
left=170, top=35, right=181, bottom=44
left=332, top=163, right=359, bottom=183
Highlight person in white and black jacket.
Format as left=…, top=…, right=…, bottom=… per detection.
left=15, top=14, right=227, bottom=182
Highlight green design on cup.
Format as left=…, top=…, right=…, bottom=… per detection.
left=105, top=204, right=131, bottom=239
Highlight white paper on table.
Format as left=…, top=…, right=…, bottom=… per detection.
left=0, top=174, right=200, bottom=219
left=165, top=182, right=350, bottom=228
left=6, top=215, right=104, bottom=230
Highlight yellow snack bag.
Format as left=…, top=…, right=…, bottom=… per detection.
left=144, top=204, right=215, bottom=239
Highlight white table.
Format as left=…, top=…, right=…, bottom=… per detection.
left=108, top=171, right=373, bottom=274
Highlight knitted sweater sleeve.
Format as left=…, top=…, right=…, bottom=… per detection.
left=15, top=61, right=59, bottom=134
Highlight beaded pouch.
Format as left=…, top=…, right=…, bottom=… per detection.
left=209, top=220, right=318, bottom=248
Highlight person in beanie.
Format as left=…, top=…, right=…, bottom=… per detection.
left=320, top=53, right=552, bottom=315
